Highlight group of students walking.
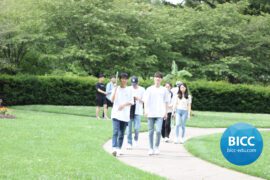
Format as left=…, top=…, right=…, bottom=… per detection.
left=95, top=72, right=192, bottom=157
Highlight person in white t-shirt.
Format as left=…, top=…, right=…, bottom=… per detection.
left=172, top=83, right=192, bottom=144
left=143, top=72, right=169, bottom=155
left=161, top=82, right=173, bottom=143
left=126, top=76, right=145, bottom=149
left=171, top=81, right=182, bottom=96
left=110, top=73, right=134, bottom=156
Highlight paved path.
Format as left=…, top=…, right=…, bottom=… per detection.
left=103, top=127, right=268, bottom=180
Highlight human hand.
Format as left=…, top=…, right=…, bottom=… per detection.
left=118, top=104, right=125, bottom=111
left=164, top=113, right=167, bottom=120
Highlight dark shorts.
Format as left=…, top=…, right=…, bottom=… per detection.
left=106, top=98, right=113, bottom=107
left=96, top=95, right=107, bottom=107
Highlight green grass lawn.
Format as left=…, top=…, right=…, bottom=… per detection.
left=12, top=105, right=270, bottom=128
left=0, top=106, right=163, bottom=179
left=187, top=111, right=270, bottom=128
left=185, top=132, right=270, bottom=179
left=3, top=105, right=270, bottom=179
left=11, top=105, right=98, bottom=117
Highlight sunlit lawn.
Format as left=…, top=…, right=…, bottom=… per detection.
left=185, top=132, right=270, bottom=179
left=0, top=106, right=162, bottom=179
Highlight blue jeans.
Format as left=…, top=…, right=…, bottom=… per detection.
left=127, top=115, right=141, bottom=145
left=148, top=117, right=163, bottom=150
left=175, top=109, right=188, bottom=139
left=112, top=118, right=128, bottom=149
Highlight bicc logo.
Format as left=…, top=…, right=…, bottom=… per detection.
left=220, top=123, right=263, bottom=166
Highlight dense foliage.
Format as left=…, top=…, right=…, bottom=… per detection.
left=1, top=75, right=269, bottom=113
left=0, top=0, right=270, bottom=84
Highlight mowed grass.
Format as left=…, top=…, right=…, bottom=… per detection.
left=12, top=105, right=270, bottom=128
left=12, top=105, right=98, bottom=117
left=185, top=131, right=270, bottom=179
left=0, top=107, right=163, bottom=179
left=187, top=111, right=270, bottom=128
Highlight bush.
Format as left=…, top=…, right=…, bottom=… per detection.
left=0, top=75, right=270, bottom=113
left=187, top=80, right=270, bottom=113
left=0, top=75, right=97, bottom=106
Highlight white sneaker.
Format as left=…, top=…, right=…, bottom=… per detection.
left=174, top=138, right=179, bottom=144
left=117, top=149, right=123, bottom=155
left=165, top=137, right=169, bottom=143
left=154, top=148, right=160, bottom=155
left=180, top=137, right=186, bottom=144
left=148, top=149, right=154, bottom=156
left=126, top=143, right=132, bottom=150
left=133, top=140, right=138, bottom=148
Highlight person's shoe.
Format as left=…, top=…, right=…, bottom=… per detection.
left=154, top=148, right=160, bottom=155
left=165, top=137, right=169, bottom=143
left=148, top=149, right=154, bottom=156
left=180, top=137, right=186, bottom=144
left=117, top=149, right=123, bottom=156
left=126, top=143, right=132, bottom=150
left=133, top=140, right=138, bottom=147
left=174, top=138, right=179, bottom=144
left=112, top=148, right=117, bottom=157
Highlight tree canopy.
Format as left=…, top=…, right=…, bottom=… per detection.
left=0, top=0, right=270, bottom=84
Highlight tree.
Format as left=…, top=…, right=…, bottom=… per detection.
left=164, top=61, right=192, bottom=82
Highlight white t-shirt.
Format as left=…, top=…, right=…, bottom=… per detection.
left=173, top=95, right=192, bottom=111
left=111, top=86, right=134, bottom=122
left=171, top=87, right=179, bottom=96
left=167, top=90, right=173, bottom=113
left=143, top=85, right=169, bottom=118
left=132, top=86, right=145, bottom=116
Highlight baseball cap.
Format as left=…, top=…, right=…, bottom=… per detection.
left=176, top=81, right=182, bottom=86
left=131, top=76, right=138, bottom=84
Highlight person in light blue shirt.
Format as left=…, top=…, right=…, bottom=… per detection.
left=106, top=75, right=116, bottom=107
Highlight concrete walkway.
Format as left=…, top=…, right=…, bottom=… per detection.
left=103, top=127, right=269, bottom=180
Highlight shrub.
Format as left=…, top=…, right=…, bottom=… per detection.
left=0, top=75, right=269, bottom=113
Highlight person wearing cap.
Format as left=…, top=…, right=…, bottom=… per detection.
left=95, top=73, right=109, bottom=120
left=171, top=81, right=182, bottom=96
left=126, top=76, right=145, bottom=149
left=143, top=72, right=169, bottom=155
left=110, top=73, right=134, bottom=156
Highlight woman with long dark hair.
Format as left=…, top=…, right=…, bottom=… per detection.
left=173, top=83, right=192, bottom=144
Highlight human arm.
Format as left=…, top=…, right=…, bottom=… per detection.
left=134, top=87, right=145, bottom=103
left=118, top=87, right=134, bottom=111
left=187, top=95, right=192, bottom=119
left=97, top=88, right=107, bottom=95
left=110, top=86, right=118, bottom=103
left=118, top=102, right=133, bottom=111
left=143, top=88, right=149, bottom=117
left=172, top=96, right=177, bottom=118
left=96, top=83, right=107, bottom=95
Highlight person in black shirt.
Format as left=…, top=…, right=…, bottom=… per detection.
left=95, top=74, right=108, bottom=119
